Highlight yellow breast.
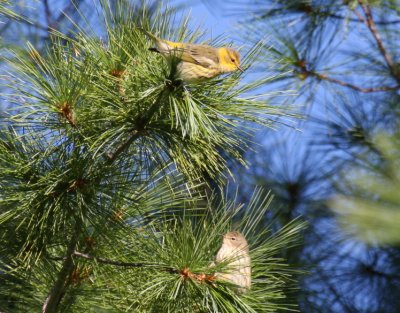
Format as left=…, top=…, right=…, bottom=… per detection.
left=177, top=62, right=221, bottom=82
left=217, top=48, right=239, bottom=73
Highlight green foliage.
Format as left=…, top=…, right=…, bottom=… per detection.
left=5, top=7, right=295, bottom=181
left=52, top=190, right=304, bottom=313
left=0, top=1, right=302, bottom=312
left=0, top=0, right=24, bottom=21
left=333, top=133, right=400, bottom=245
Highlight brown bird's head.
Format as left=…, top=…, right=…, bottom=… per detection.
left=222, top=231, right=248, bottom=250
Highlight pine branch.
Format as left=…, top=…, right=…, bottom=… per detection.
left=105, top=88, right=167, bottom=164
left=42, top=225, right=80, bottom=313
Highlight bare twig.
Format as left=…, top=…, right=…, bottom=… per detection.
left=352, top=7, right=368, bottom=24
left=357, top=1, right=399, bottom=81
left=52, top=252, right=219, bottom=283
left=327, top=13, right=400, bottom=25
left=51, top=251, right=179, bottom=274
left=312, top=72, right=399, bottom=93
left=105, top=130, right=141, bottom=164
left=359, top=2, right=392, bottom=65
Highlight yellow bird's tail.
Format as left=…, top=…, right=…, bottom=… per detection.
left=138, top=28, right=182, bottom=55
left=139, top=28, right=189, bottom=59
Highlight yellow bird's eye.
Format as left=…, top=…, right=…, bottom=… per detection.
left=231, top=237, right=236, bottom=240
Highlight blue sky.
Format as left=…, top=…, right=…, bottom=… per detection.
left=172, top=1, right=237, bottom=39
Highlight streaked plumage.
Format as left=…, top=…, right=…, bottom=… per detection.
left=141, top=29, right=243, bottom=82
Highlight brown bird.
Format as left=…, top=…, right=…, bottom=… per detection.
left=215, top=231, right=251, bottom=293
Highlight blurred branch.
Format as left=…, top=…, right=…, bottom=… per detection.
left=312, top=72, right=399, bottom=93
left=316, top=269, right=354, bottom=313
left=259, top=10, right=400, bottom=25
left=43, top=0, right=52, bottom=30
left=327, top=13, right=400, bottom=25
left=333, top=133, right=400, bottom=245
left=295, top=58, right=400, bottom=92
left=357, top=1, right=399, bottom=81
left=0, top=15, right=48, bottom=32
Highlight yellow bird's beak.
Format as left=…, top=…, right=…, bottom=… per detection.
left=237, top=65, right=244, bottom=72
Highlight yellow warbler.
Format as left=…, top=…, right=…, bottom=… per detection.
left=141, top=29, right=243, bottom=82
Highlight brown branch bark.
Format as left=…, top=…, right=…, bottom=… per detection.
left=52, top=252, right=218, bottom=284
left=357, top=1, right=399, bottom=81
left=105, top=130, right=141, bottom=164
left=42, top=225, right=80, bottom=313
left=327, top=13, right=400, bottom=25
left=312, top=72, right=399, bottom=93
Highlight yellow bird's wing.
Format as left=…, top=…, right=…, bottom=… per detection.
left=140, top=29, right=219, bottom=68
left=166, top=42, right=219, bottom=68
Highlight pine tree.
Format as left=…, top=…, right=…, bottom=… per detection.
left=0, top=1, right=304, bottom=312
